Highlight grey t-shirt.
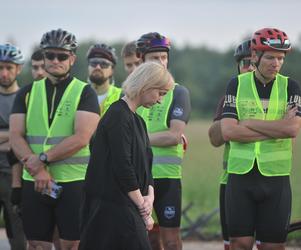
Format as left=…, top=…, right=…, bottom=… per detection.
left=0, top=91, right=17, bottom=172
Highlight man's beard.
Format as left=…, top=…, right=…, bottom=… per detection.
left=89, top=74, right=109, bottom=86
left=46, top=68, right=70, bottom=79
left=0, top=79, right=15, bottom=89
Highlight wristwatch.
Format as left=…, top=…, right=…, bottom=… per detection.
left=39, top=152, right=49, bottom=165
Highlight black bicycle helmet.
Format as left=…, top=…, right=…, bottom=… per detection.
left=234, top=40, right=251, bottom=63
left=136, top=32, right=171, bottom=57
left=0, top=44, right=24, bottom=65
left=86, top=43, right=117, bottom=65
left=40, top=28, right=78, bottom=52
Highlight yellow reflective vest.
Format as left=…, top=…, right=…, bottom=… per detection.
left=24, top=78, right=90, bottom=182
left=99, top=85, right=122, bottom=117
left=138, top=86, right=184, bottom=179
left=228, top=72, right=292, bottom=176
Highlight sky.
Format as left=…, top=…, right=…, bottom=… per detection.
left=1, top=0, right=301, bottom=57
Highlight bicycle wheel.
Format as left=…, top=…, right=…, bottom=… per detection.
left=287, top=221, right=301, bottom=247
left=288, top=221, right=301, bottom=234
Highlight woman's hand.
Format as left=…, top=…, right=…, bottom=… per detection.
left=139, top=195, right=153, bottom=217
left=143, top=215, right=154, bottom=231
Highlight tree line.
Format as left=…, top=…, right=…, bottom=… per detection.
left=17, top=41, right=301, bottom=118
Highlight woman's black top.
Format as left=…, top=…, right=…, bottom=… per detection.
left=84, top=99, right=153, bottom=206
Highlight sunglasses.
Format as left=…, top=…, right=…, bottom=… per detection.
left=44, top=52, right=70, bottom=61
left=239, top=59, right=252, bottom=68
left=89, top=59, right=112, bottom=69
left=263, top=39, right=291, bottom=51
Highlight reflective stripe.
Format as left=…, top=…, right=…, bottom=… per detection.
left=153, top=156, right=182, bottom=165
left=46, top=137, right=67, bottom=144
left=26, top=136, right=67, bottom=145
left=50, top=156, right=90, bottom=166
left=26, top=136, right=45, bottom=144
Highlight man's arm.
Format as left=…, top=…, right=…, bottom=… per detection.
left=0, top=131, right=9, bottom=144
left=45, top=111, right=99, bottom=162
left=148, top=119, right=186, bottom=147
left=0, top=136, right=9, bottom=152
left=208, top=120, right=225, bottom=147
left=12, top=163, right=23, bottom=188
left=0, top=141, right=10, bottom=152
left=221, top=118, right=270, bottom=142
left=9, top=114, right=34, bottom=159
left=240, top=116, right=301, bottom=139
left=9, top=114, right=52, bottom=191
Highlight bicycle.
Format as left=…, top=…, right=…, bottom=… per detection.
left=181, top=202, right=220, bottom=240
left=288, top=221, right=301, bottom=234
left=287, top=220, right=301, bottom=247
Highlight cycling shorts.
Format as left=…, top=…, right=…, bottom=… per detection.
left=22, top=180, right=84, bottom=241
left=225, top=167, right=291, bottom=243
left=153, top=178, right=182, bottom=228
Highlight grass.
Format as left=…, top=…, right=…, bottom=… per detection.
left=182, top=120, right=301, bottom=237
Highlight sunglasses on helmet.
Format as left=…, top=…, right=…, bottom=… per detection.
left=89, top=58, right=113, bottom=69
left=263, top=39, right=291, bottom=50
left=44, top=52, right=70, bottom=61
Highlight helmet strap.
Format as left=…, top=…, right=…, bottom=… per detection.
left=254, top=51, right=270, bottom=81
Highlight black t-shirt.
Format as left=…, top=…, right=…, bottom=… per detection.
left=222, top=73, right=301, bottom=119
left=213, top=96, right=225, bottom=122
left=12, top=76, right=100, bottom=126
left=166, top=84, right=191, bottom=126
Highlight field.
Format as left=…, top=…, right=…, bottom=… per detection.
left=181, top=120, right=301, bottom=238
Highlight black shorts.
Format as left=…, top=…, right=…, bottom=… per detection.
left=153, top=178, right=182, bottom=228
left=22, top=180, right=84, bottom=242
left=219, top=184, right=229, bottom=241
left=225, top=167, right=291, bottom=243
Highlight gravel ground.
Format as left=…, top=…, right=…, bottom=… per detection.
left=184, top=240, right=301, bottom=250
left=0, top=230, right=300, bottom=249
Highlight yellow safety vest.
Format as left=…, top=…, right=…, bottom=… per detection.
left=24, top=78, right=90, bottom=182
left=99, top=85, right=122, bottom=117
left=139, top=86, right=184, bottom=179
left=228, top=72, right=292, bottom=176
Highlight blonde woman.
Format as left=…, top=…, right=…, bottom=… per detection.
left=80, top=62, right=174, bottom=250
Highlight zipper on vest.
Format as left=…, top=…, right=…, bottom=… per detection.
left=49, top=86, right=57, bottom=120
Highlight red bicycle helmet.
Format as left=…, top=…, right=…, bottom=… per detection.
left=251, top=28, right=291, bottom=52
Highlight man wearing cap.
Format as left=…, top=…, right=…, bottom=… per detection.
left=87, top=43, right=122, bottom=117
left=10, top=28, right=100, bottom=249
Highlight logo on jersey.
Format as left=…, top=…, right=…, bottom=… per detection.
left=164, top=206, right=176, bottom=219
left=173, top=107, right=183, bottom=117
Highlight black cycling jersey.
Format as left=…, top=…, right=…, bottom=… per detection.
left=222, top=73, right=301, bottom=119
left=167, top=84, right=191, bottom=126
left=12, top=76, right=100, bottom=126
left=213, top=96, right=225, bottom=122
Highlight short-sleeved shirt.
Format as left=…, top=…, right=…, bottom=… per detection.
left=166, top=84, right=191, bottom=127
left=0, top=92, right=18, bottom=171
left=222, top=73, right=301, bottom=119
left=12, top=76, right=100, bottom=126
left=213, top=96, right=225, bottom=122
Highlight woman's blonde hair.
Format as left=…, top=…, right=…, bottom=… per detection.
left=122, top=61, right=174, bottom=99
